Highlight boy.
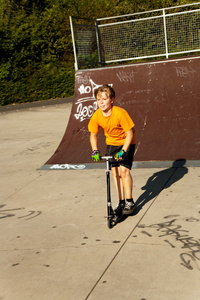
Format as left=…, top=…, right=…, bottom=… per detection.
left=88, top=84, right=136, bottom=217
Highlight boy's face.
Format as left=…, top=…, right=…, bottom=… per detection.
left=96, top=91, right=114, bottom=114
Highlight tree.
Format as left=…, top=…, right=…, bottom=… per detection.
left=0, top=0, right=197, bottom=105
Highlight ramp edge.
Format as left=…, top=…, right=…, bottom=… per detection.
left=39, top=160, right=200, bottom=170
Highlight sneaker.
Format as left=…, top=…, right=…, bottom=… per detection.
left=123, top=201, right=135, bottom=215
left=114, top=202, right=125, bottom=217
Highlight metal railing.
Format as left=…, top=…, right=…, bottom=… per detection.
left=70, top=2, right=200, bottom=70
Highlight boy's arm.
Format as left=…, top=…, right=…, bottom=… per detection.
left=122, top=128, right=134, bottom=152
left=115, top=128, right=134, bottom=160
left=90, top=133, right=101, bottom=161
left=90, top=132, right=98, bottom=151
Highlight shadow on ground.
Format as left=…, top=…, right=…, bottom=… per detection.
left=134, top=159, right=188, bottom=215
left=119, top=159, right=188, bottom=223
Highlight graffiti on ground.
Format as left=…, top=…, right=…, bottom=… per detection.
left=137, top=214, right=200, bottom=271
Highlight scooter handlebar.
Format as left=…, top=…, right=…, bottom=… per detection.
left=101, top=156, right=113, bottom=160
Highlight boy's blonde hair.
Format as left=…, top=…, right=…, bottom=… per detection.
left=94, top=84, right=115, bottom=99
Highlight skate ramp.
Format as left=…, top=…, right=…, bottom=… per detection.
left=42, top=56, right=200, bottom=169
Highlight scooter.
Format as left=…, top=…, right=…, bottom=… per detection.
left=101, top=156, right=118, bottom=228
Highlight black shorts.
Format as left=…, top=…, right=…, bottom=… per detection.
left=105, top=144, right=135, bottom=170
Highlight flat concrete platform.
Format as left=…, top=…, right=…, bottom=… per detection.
left=0, top=101, right=200, bottom=300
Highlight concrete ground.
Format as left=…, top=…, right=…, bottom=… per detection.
left=0, top=100, right=200, bottom=300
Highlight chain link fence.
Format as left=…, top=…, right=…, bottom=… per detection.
left=70, top=2, right=200, bottom=70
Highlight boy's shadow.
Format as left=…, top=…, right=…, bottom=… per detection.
left=133, top=159, right=188, bottom=215
left=118, top=159, right=188, bottom=223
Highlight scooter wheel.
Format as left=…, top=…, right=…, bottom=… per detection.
left=107, top=218, right=113, bottom=229
left=108, top=217, right=116, bottom=228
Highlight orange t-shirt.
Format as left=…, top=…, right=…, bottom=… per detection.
left=88, top=106, right=136, bottom=146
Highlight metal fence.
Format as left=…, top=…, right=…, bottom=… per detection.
left=70, top=2, right=200, bottom=70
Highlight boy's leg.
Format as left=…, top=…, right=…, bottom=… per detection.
left=111, top=166, right=125, bottom=200
left=119, top=165, right=133, bottom=199
left=111, top=166, right=125, bottom=216
left=111, top=165, right=135, bottom=216
left=119, top=165, right=135, bottom=215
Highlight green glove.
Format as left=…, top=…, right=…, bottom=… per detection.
left=91, top=150, right=101, bottom=162
left=114, top=149, right=126, bottom=160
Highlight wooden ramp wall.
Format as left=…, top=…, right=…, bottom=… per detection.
left=45, top=56, right=200, bottom=165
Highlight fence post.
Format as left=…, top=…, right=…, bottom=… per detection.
left=69, top=16, right=78, bottom=71
left=163, top=9, right=169, bottom=58
left=95, top=20, right=103, bottom=66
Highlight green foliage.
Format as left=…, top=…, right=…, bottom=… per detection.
left=0, top=0, right=196, bottom=105
left=0, top=63, right=75, bottom=105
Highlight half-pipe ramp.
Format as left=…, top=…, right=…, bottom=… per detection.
left=43, top=56, right=200, bottom=169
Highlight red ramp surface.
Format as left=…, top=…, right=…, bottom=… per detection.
left=44, top=56, right=200, bottom=168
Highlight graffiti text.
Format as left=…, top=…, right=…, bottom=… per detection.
left=74, top=102, right=97, bottom=122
